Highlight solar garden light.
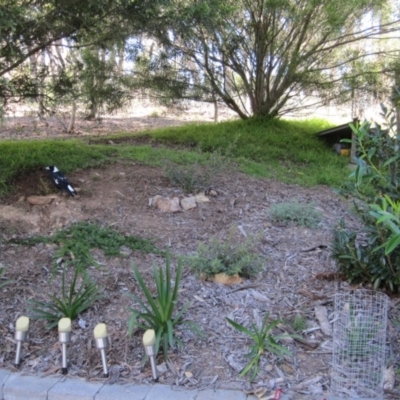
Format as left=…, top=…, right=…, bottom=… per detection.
left=143, top=329, right=158, bottom=381
left=14, top=316, right=29, bottom=367
left=94, top=323, right=109, bottom=378
left=58, top=317, right=72, bottom=375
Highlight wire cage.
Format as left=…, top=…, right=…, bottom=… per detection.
left=331, top=289, right=388, bottom=399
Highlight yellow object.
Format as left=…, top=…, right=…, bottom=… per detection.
left=341, top=149, right=350, bottom=156
left=58, top=318, right=72, bottom=332
left=16, top=316, right=29, bottom=332
left=143, top=329, right=156, bottom=346
left=94, top=323, right=108, bottom=339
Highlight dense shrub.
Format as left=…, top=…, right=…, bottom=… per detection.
left=331, top=100, right=400, bottom=292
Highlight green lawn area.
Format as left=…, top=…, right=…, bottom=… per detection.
left=0, top=117, right=350, bottom=197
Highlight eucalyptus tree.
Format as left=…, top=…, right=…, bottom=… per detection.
left=0, top=0, right=162, bottom=113
left=143, top=0, right=400, bottom=119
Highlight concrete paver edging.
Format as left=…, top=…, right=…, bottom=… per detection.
left=0, top=368, right=377, bottom=400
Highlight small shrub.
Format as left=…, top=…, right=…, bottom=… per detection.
left=28, top=267, right=103, bottom=329
left=269, top=201, right=322, bottom=228
left=186, top=231, right=265, bottom=279
left=226, top=312, right=291, bottom=381
left=163, top=150, right=229, bottom=194
left=128, top=250, right=200, bottom=360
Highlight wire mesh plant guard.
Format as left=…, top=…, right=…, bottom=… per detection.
left=331, top=289, right=388, bottom=398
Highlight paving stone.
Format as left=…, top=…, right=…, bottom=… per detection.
left=197, top=389, right=247, bottom=400
left=0, top=369, right=11, bottom=399
left=145, top=384, right=198, bottom=400
left=96, top=383, right=151, bottom=400
left=4, top=373, right=60, bottom=400
left=48, top=378, right=104, bottom=400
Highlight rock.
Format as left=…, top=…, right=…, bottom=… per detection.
left=26, top=195, right=59, bottom=205
left=151, top=195, right=181, bottom=212
left=208, top=189, right=218, bottom=197
left=181, top=196, right=197, bottom=210
left=383, top=365, right=395, bottom=390
left=195, top=193, right=210, bottom=203
left=213, top=273, right=242, bottom=285
left=314, top=305, right=332, bottom=336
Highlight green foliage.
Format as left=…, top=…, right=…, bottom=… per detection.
left=332, top=100, right=400, bottom=292
left=0, top=266, right=13, bottom=289
left=226, top=313, right=291, bottom=381
left=0, top=117, right=348, bottom=197
left=128, top=251, right=199, bottom=360
left=163, top=149, right=230, bottom=193
left=17, top=221, right=159, bottom=272
left=186, top=231, right=265, bottom=279
left=140, top=0, right=391, bottom=118
left=28, top=267, right=103, bottom=329
left=342, top=303, right=381, bottom=360
left=148, top=118, right=348, bottom=187
left=0, top=139, right=115, bottom=197
left=286, top=315, right=307, bottom=332
left=269, top=200, right=322, bottom=228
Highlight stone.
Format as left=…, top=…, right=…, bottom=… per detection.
left=197, top=389, right=247, bottom=400
left=48, top=378, right=104, bottom=400
left=151, top=195, right=181, bottom=212
left=213, top=273, right=242, bottom=285
left=314, top=305, right=332, bottom=336
left=96, top=383, right=151, bottom=400
left=180, top=196, right=197, bottom=210
left=145, top=384, right=197, bottom=400
left=194, top=194, right=210, bottom=203
left=4, top=373, right=60, bottom=400
left=27, top=195, right=59, bottom=205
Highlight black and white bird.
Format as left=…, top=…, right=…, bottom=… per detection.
left=45, top=166, right=77, bottom=197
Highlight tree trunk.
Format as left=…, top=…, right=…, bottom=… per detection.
left=67, top=101, right=77, bottom=133
left=38, top=50, right=46, bottom=118
left=395, top=69, right=400, bottom=135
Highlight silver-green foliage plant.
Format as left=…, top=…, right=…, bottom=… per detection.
left=226, top=313, right=291, bottom=382
left=343, top=303, right=381, bottom=360
left=128, top=251, right=199, bottom=360
left=28, top=267, right=103, bottom=329
left=269, top=201, right=322, bottom=228
left=164, top=150, right=229, bottom=194
left=187, top=232, right=265, bottom=279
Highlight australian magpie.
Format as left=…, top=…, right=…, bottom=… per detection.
left=45, top=166, right=77, bottom=197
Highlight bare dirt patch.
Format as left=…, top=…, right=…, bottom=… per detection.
left=1, top=111, right=400, bottom=398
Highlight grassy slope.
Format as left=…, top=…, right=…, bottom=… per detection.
left=0, top=117, right=349, bottom=196
left=145, top=117, right=349, bottom=186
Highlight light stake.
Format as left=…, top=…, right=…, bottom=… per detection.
left=58, top=318, right=72, bottom=375
left=94, top=323, right=109, bottom=378
left=142, top=329, right=158, bottom=381
left=14, top=316, right=29, bottom=367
